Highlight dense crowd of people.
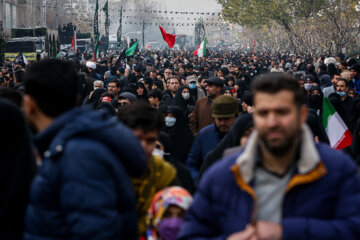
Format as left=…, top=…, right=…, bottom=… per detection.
left=1, top=49, right=360, bottom=240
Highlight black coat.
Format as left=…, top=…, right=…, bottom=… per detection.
left=165, top=106, right=194, bottom=163
left=158, top=132, right=195, bottom=194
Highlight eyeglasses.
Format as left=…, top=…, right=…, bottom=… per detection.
left=165, top=72, right=172, bottom=74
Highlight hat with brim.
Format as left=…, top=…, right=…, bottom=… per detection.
left=212, top=95, right=239, bottom=118
left=205, top=77, right=224, bottom=87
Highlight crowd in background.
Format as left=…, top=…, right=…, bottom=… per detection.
left=1, top=49, right=360, bottom=240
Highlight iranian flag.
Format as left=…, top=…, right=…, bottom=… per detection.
left=69, top=31, right=77, bottom=54
left=93, top=35, right=101, bottom=61
left=193, top=37, right=207, bottom=57
left=322, top=97, right=352, bottom=149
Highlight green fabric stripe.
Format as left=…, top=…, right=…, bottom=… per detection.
left=322, top=97, right=336, bottom=129
left=126, top=41, right=138, bottom=56
left=203, top=37, right=207, bottom=56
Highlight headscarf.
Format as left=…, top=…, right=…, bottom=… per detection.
left=146, top=187, right=193, bottom=239
left=86, top=88, right=107, bottom=108
left=165, top=106, right=194, bottom=163
left=136, top=82, right=148, bottom=101
left=306, top=109, right=330, bottom=145
left=174, top=85, right=193, bottom=114
left=319, top=74, right=332, bottom=90
left=307, top=86, right=324, bottom=114
left=0, top=99, right=37, bottom=240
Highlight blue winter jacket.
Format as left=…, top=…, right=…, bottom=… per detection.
left=349, top=77, right=360, bottom=94
left=179, top=130, right=360, bottom=240
left=24, top=107, right=147, bottom=240
left=186, top=124, right=224, bottom=183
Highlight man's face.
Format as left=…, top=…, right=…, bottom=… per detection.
left=179, top=68, right=185, bottom=75
left=206, top=84, right=220, bottom=97
left=214, top=116, right=236, bottom=133
left=150, top=71, right=157, bottom=79
left=253, top=90, right=307, bottom=156
left=350, top=70, right=358, bottom=79
left=336, top=80, right=347, bottom=93
left=169, top=78, right=180, bottom=93
left=132, top=128, right=158, bottom=158
left=200, top=79, right=207, bottom=90
left=108, top=82, right=120, bottom=95
left=94, top=83, right=103, bottom=90
left=164, top=69, right=172, bottom=79
left=148, top=96, right=158, bottom=106
left=118, top=99, right=130, bottom=107
left=332, top=75, right=340, bottom=85
left=124, top=69, right=131, bottom=77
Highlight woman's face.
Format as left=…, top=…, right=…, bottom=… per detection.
left=182, top=88, right=190, bottom=94
left=224, top=90, right=232, bottom=96
left=162, top=205, right=186, bottom=219
left=152, top=84, right=158, bottom=90
left=166, top=113, right=175, bottom=118
left=137, top=87, right=144, bottom=95
left=311, top=89, right=321, bottom=96
left=233, top=91, right=238, bottom=98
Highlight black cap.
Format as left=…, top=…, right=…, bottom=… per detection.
left=205, top=77, right=224, bottom=88
left=350, top=64, right=360, bottom=73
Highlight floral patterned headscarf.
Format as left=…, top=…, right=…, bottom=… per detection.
left=146, top=186, right=193, bottom=239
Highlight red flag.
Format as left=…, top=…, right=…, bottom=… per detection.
left=69, top=33, right=75, bottom=53
left=159, top=26, right=176, bottom=48
left=251, top=38, right=256, bottom=60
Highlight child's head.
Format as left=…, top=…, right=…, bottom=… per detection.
left=147, top=187, right=193, bottom=240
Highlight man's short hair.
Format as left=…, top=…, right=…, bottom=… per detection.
left=337, top=78, right=349, bottom=87
left=25, top=59, right=81, bottom=117
left=118, top=101, right=164, bottom=132
left=251, top=73, right=304, bottom=107
left=198, top=76, right=208, bottom=84
left=93, top=80, right=104, bottom=87
left=109, top=79, right=122, bottom=88
left=0, top=87, right=23, bottom=107
left=169, top=76, right=180, bottom=83
left=148, top=89, right=163, bottom=101
left=14, top=69, right=26, bottom=83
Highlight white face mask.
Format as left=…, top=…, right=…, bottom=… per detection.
left=165, top=116, right=176, bottom=127
left=182, top=92, right=190, bottom=100
left=152, top=148, right=165, bottom=158
left=304, top=83, right=312, bottom=91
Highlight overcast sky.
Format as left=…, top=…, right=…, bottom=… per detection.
left=162, top=0, right=221, bottom=11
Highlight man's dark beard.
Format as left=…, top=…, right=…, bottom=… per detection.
left=260, top=132, right=299, bottom=156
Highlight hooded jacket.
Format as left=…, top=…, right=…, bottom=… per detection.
left=179, top=126, right=360, bottom=240
left=24, top=107, right=147, bottom=240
